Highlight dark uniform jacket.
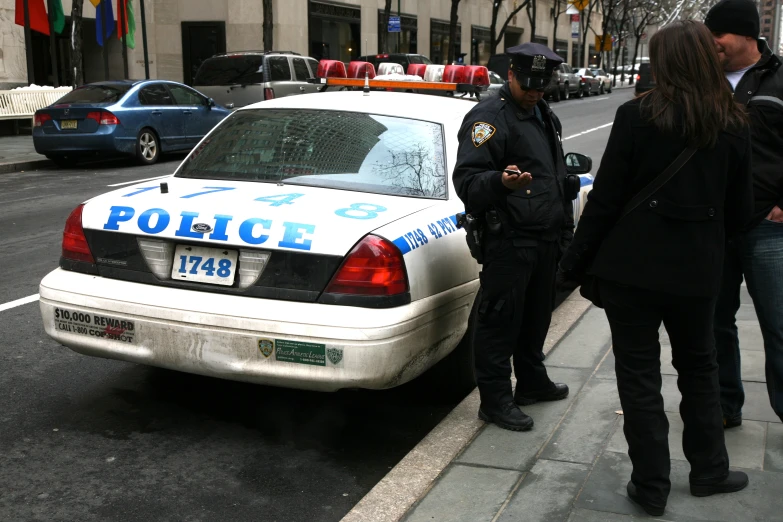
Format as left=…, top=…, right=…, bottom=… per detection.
left=452, top=83, right=574, bottom=247
left=733, top=40, right=783, bottom=225
left=561, top=98, right=754, bottom=298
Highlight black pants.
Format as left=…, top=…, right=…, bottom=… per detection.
left=474, top=238, right=557, bottom=411
left=600, top=280, right=729, bottom=505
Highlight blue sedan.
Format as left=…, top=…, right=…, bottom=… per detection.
left=33, top=80, right=232, bottom=167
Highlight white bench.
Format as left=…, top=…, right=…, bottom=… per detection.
left=0, top=87, right=73, bottom=132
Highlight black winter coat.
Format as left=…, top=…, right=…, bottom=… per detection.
left=452, top=83, right=574, bottom=245
left=734, top=41, right=783, bottom=224
left=560, top=97, right=754, bottom=298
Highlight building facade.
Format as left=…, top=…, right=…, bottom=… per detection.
left=0, top=0, right=604, bottom=89
left=757, top=0, right=782, bottom=52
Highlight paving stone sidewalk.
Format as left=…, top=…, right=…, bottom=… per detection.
left=0, top=135, right=50, bottom=174
left=402, top=291, right=782, bottom=522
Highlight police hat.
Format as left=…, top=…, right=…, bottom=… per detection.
left=507, top=43, right=563, bottom=89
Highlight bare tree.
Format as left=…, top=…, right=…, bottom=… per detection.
left=70, top=0, right=84, bottom=87
left=448, top=0, right=462, bottom=63
left=375, top=145, right=446, bottom=198
left=489, top=0, right=531, bottom=57
left=577, top=0, right=599, bottom=68
left=380, top=0, right=393, bottom=53
left=551, top=0, right=568, bottom=56
left=525, top=0, right=537, bottom=42
left=263, top=0, right=273, bottom=51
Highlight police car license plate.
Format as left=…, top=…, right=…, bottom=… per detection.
left=61, top=120, right=77, bottom=129
left=171, top=245, right=238, bottom=286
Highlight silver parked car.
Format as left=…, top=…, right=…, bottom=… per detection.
left=590, top=68, right=612, bottom=93
left=193, top=51, right=322, bottom=109
left=575, top=68, right=602, bottom=96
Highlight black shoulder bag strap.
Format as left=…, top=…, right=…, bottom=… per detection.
left=617, top=146, right=698, bottom=222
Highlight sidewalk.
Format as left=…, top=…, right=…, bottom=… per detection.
left=0, top=135, right=51, bottom=174
left=345, top=289, right=782, bottom=522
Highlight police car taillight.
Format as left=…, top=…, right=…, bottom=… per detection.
left=62, top=204, right=95, bottom=264
left=325, top=235, right=408, bottom=296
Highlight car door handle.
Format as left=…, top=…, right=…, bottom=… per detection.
left=151, top=110, right=162, bottom=115
left=182, top=110, right=192, bottom=115
left=300, top=86, right=306, bottom=91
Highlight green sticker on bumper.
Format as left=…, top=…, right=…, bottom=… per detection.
left=275, top=339, right=326, bottom=366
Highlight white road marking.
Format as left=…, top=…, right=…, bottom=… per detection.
left=0, top=294, right=40, bottom=313
left=107, top=175, right=170, bottom=187
left=563, top=122, right=613, bottom=141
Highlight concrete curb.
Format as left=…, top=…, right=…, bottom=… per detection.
left=0, top=159, right=52, bottom=175
left=340, top=290, right=593, bottom=522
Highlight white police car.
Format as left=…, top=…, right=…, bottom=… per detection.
left=39, top=87, right=594, bottom=393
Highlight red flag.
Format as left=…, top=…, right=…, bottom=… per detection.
left=14, top=0, right=50, bottom=36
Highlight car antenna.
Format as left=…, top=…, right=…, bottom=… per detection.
left=363, top=39, right=370, bottom=96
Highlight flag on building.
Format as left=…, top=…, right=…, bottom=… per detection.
left=117, top=0, right=136, bottom=49
left=92, top=0, right=116, bottom=47
left=51, top=0, right=65, bottom=35
left=14, top=0, right=50, bottom=35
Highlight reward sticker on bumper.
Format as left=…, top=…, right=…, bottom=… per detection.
left=272, top=339, right=343, bottom=367
left=54, top=308, right=135, bottom=344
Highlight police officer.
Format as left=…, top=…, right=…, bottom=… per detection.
left=453, top=43, right=575, bottom=431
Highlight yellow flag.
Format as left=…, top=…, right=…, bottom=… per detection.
left=89, top=0, right=101, bottom=7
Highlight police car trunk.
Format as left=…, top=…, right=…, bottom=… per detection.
left=39, top=92, right=480, bottom=392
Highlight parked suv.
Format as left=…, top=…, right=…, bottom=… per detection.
left=193, top=51, right=322, bottom=109
left=635, top=63, right=655, bottom=95
left=358, top=53, right=433, bottom=71
left=554, top=63, right=582, bottom=100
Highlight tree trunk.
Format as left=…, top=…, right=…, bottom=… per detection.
left=630, top=39, right=640, bottom=85
left=526, top=0, right=537, bottom=42
left=490, top=0, right=502, bottom=57
left=381, top=0, right=392, bottom=53
left=552, top=1, right=562, bottom=53
left=263, top=0, right=273, bottom=51
left=70, top=0, right=84, bottom=87
left=447, top=0, right=461, bottom=64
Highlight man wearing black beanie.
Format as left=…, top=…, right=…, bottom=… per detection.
left=707, top=0, right=783, bottom=434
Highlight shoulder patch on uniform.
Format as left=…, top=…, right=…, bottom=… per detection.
left=472, top=122, right=496, bottom=147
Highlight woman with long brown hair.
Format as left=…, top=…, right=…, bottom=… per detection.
left=560, top=21, right=753, bottom=516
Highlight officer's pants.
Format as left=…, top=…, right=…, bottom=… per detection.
left=600, top=279, right=728, bottom=506
left=474, top=238, right=557, bottom=411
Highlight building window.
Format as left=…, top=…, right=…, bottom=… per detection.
left=532, top=35, right=549, bottom=46
left=431, top=20, right=462, bottom=65
left=377, top=11, right=418, bottom=54
left=555, top=39, right=568, bottom=62
left=471, top=26, right=491, bottom=65
left=308, top=1, right=361, bottom=62
left=588, top=45, right=598, bottom=68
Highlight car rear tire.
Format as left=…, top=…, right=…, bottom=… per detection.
left=553, top=86, right=561, bottom=102
left=136, top=128, right=160, bottom=165
left=599, top=83, right=605, bottom=95
left=46, top=155, right=79, bottom=168
left=423, top=293, right=478, bottom=402
left=575, top=85, right=583, bottom=98
left=563, top=84, right=570, bottom=100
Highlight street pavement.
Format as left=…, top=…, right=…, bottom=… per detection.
left=0, top=89, right=633, bottom=522
left=392, top=291, right=782, bottom=522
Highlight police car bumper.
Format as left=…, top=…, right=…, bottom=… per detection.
left=39, top=268, right=477, bottom=391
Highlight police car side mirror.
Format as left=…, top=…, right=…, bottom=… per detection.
left=565, top=152, right=592, bottom=174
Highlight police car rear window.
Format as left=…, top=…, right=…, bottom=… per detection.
left=176, top=109, right=448, bottom=199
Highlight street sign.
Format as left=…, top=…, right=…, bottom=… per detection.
left=570, top=0, right=590, bottom=10
left=595, top=34, right=612, bottom=51
left=571, top=21, right=580, bottom=39
left=571, top=14, right=580, bottom=22
left=388, top=16, right=401, bottom=33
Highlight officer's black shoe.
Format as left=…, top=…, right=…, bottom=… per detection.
left=478, top=402, right=534, bottom=431
left=626, top=481, right=665, bottom=517
left=514, top=383, right=569, bottom=406
left=690, top=471, right=749, bottom=497
left=723, top=414, right=742, bottom=429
